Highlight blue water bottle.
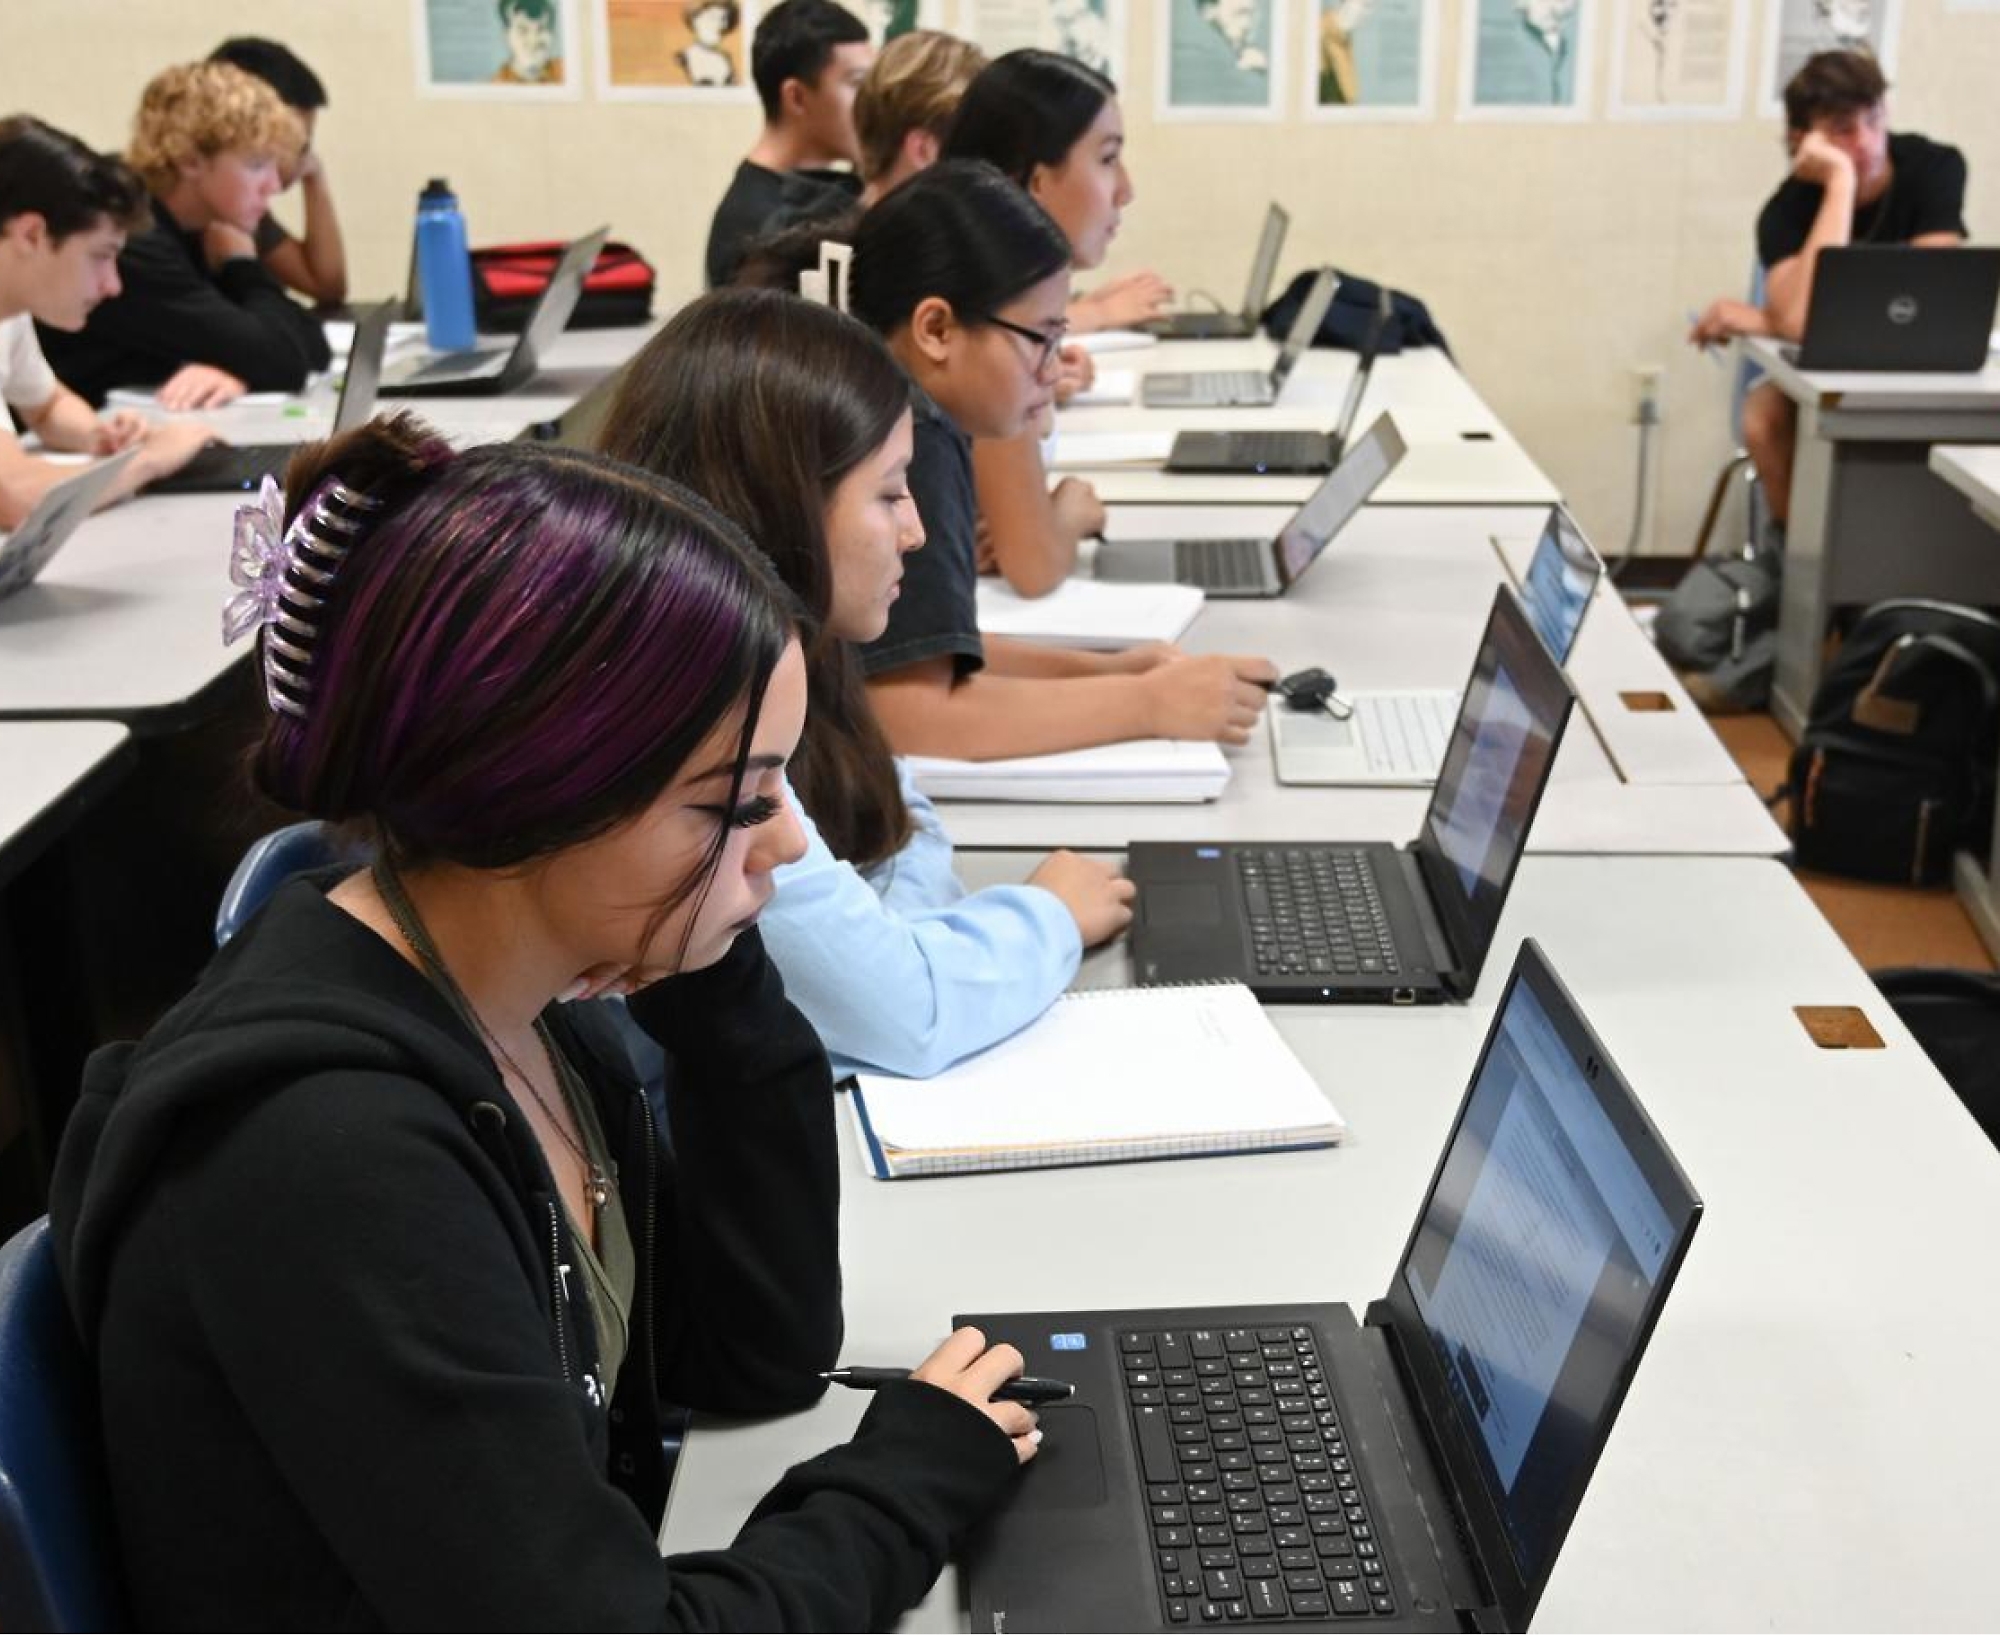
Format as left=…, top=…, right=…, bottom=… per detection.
left=414, top=179, right=476, bottom=352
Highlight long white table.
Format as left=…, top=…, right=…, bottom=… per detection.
left=1742, top=338, right=2000, bottom=737
left=1929, top=443, right=2000, bottom=961
left=937, top=506, right=1787, bottom=857
left=659, top=855, right=2000, bottom=1630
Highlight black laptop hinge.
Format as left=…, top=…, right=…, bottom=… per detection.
left=1395, top=848, right=1468, bottom=996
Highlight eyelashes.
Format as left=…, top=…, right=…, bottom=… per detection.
left=727, top=795, right=782, bottom=830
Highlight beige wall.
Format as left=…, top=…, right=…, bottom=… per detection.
left=5, top=0, right=1997, bottom=558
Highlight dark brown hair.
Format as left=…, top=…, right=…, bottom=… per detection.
left=0, top=115, right=148, bottom=240
left=598, top=288, right=916, bottom=869
left=1783, top=49, right=1887, bottom=134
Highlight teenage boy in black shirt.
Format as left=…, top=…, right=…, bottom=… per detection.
left=704, top=0, right=873, bottom=288
left=1688, top=50, right=1966, bottom=530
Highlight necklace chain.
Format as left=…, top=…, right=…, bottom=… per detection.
left=372, top=860, right=615, bottom=1214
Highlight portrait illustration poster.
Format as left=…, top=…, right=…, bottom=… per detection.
left=597, top=0, right=760, bottom=100
left=418, top=0, right=583, bottom=97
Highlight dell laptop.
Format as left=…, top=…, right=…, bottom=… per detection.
left=144, top=302, right=394, bottom=495
left=0, top=448, right=138, bottom=602
left=1166, top=288, right=1395, bottom=476
left=1094, top=414, right=1406, bottom=597
left=960, top=937, right=1703, bottom=1633
left=1793, top=245, right=2000, bottom=372
left=1145, top=202, right=1290, bottom=341
left=1271, top=506, right=1603, bottom=787
left=380, top=226, right=608, bottom=397
left=1141, top=269, right=1338, bottom=410
left=1129, top=585, right=1573, bottom=1004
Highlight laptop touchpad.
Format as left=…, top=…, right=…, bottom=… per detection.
left=1148, top=884, right=1223, bottom=928
left=1020, top=1406, right=1106, bottom=1507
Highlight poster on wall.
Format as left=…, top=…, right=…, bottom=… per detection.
left=853, top=0, right=947, bottom=44
left=1459, top=0, right=1593, bottom=117
left=596, top=0, right=759, bottom=99
left=1158, top=0, right=1288, bottom=119
left=1304, top=0, right=1439, bottom=120
left=1608, top=0, right=1748, bottom=118
left=417, top=0, right=582, bottom=97
left=1759, top=0, right=1901, bottom=114
left=957, top=0, right=1128, bottom=86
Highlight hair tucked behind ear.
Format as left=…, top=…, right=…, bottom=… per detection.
left=941, top=48, right=1114, bottom=185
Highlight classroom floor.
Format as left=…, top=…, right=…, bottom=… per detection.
left=1701, top=710, right=1997, bottom=973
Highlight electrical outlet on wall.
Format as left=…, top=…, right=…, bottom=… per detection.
left=1630, top=364, right=1665, bottom=425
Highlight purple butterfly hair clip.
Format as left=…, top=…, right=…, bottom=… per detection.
left=222, top=475, right=291, bottom=647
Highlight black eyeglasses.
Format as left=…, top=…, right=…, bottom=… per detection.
left=981, top=313, right=1069, bottom=377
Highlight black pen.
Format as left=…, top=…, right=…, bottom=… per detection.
left=821, top=1367, right=1075, bottom=1406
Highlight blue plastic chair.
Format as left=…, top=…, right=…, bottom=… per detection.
left=0, top=1219, right=127, bottom=1632
left=213, top=820, right=356, bottom=946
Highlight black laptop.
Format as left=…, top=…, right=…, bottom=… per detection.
left=1166, top=288, right=1395, bottom=476
left=1127, top=585, right=1573, bottom=1004
left=1145, top=202, right=1290, bottom=341
left=143, top=302, right=392, bottom=494
left=960, top=938, right=1703, bottom=1633
left=380, top=226, right=608, bottom=397
left=1793, top=245, right=2000, bottom=372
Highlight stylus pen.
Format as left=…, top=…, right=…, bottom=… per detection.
left=821, top=1367, right=1076, bottom=1406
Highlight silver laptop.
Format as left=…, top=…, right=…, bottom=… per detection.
left=1140, top=268, right=1338, bottom=409
left=1093, top=414, right=1406, bottom=598
left=0, top=449, right=138, bottom=601
left=381, top=226, right=608, bottom=397
left=1273, top=505, right=1604, bottom=786
left=1145, top=203, right=1290, bottom=341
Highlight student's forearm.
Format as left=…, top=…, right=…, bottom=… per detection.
left=21, top=386, right=103, bottom=454
left=1766, top=177, right=1855, bottom=339
left=0, top=442, right=71, bottom=528
left=971, top=433, right=1076, bottom=598
left=294, top=171, right=349, bottom=305
left=983, top=634, right=1122, bottom=679
left=867, top=667, right=1155, bottom=760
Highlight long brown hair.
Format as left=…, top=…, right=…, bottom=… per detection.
left=599, top=287, right=914, bottom=868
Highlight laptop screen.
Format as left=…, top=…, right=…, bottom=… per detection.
left=1240, top=202, right=1289, bottom=321
left=1386, top=944, right=1701, bottom=1618
left=1273, top=413, right=1407, bottom=586
left=1329, top=291, right=1391, bottom=453
left=1416, top=587, right=1573, bottom=984
left=1518, top=508, right=1601, bottom=663
left=1269, top=269, right=1338, bottom=392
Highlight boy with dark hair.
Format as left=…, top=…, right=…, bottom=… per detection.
left=703, top=0, right=873, bottom=287
left=1688, top=49, right=1966, bottom=527
left=0, top=116, right=213, bottom=523
left=209, top=37, right=347, bottom=306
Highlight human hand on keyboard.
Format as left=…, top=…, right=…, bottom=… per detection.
left=1143, top=653, right=1279, bottom=745
left=1030, top=849, right=1136, bottom=946
left=910, top=1327, right=1044, bottom=1465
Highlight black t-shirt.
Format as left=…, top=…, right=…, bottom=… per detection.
left=858, top=387, right=984, bottom=681
left=704, top=160, right=861, bottom=288
left=1756, top=132, right=1968, bottom=268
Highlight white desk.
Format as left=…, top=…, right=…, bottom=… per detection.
left=1929, top=443, right=2000, bottom=961
left=659, top=855, right=2000, bottom=1631
left=1057, top=344, right=1561, bottom=508
left=937, top=507, right=1786, bottom=857
left=1742, top=338, right=2000, bottom=737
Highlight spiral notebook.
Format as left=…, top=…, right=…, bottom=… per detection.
left=844, top=983, right=1345, bottom=1180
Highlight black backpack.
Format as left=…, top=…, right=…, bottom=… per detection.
left=1873, top=967, right=2000, bottom=1151
left=1261, top=268, right=1452, bottom=357
left=1784, top=600, right=2000, bottom=885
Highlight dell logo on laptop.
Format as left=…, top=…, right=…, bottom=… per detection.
left=1887, top=295, right=1921, bottom=325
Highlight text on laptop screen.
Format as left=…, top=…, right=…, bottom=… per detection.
left=1520, top=513, right=1598, bottom=663
left=1402, top=978, right=1677, bottom=1579
left=1430, top=657, right=1538, bottom=903
left=1275, top=423, right=1394, bottom=582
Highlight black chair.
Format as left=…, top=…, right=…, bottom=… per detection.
left=0, top=1218, right=127, bottom=1632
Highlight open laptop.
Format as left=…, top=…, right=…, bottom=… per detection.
left=1144, top=203, right=1290, bottom=341
left=1140, top=269, right=1338, bottom=410
left=1792, top=245, right=2000, bottom=372
left=1129, top=585, right=1572, bottom=1004
left=380, top=226, right=608, bottom=397
left=143, top=303, right=393, bottom=495
left=0, top=449, right=138, bottom=601
left=1094, top=414, right=1406, bottom=598
left=1166, top=288, right=1395, bottom=475
left=1271, top=506, right=1603, bottom=786
left=960, top=937, right=1702, bottom=1634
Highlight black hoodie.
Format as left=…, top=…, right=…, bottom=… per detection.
left=50, top=876, right=1017, bottom=1630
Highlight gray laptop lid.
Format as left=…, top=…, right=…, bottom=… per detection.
left=1328, top=288, right=1393, bottom=453
left=1376, top=938, right=1701, bottom=1628
left=1517, top=506, right=1603, bottom=663
left=1797, top=245, right=2000, bottom=371
left=1239, top=203, right=1290, bottom=322
left=332, top=302, right=394, bottom=435
left=1272, top=413, right=1407, bottom=589
left=0, top=449, right=137, bottom=601
left=509, top=226, right=610, bottom=379
left=1268, top=268, right=1339, bottom=394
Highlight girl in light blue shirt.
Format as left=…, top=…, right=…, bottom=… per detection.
left=600, top=286, right=1133, bottom=1077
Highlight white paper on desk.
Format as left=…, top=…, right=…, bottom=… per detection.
left=1067, top=369, right=1136, bottom=406
left=1075, top=329, right=1157, bottom=355
left=105, top=387, right=292, bottom=410
left=906, top=738, right=1229, bottom=803
left=975, top=577, right=1202, bottom=650
left=1050, top=430, right=1174, bottom=469
left=323, top=319, right=428, bottom=360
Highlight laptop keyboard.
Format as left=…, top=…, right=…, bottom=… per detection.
left=1354, top=693, right=1457, bottom=779
left=1123, top=1325, right=1397, bottom=1623
left=400, top=346, right=505, bottom=382
left=1238, top=848, right=1398, bottom=979
left=1221, top=432, right=1331, bottom=471
left=1175, top=538, right=1270, bottom=593
left=1151, top=370, right=1271, bottom=405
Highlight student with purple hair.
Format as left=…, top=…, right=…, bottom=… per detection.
left=47, top=414, right=1038, bottom=1629
left=602, top=285, right=1133, bottom=1077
